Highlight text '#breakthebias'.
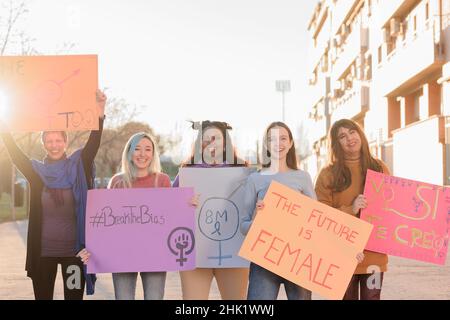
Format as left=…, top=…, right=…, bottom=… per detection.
left=90, top=205, right=166, bottom=227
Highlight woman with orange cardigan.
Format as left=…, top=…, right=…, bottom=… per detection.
left=315, top=119, right=390, bottom=300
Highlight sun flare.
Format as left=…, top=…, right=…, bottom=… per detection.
left=0, top=91, right=9, bottom=119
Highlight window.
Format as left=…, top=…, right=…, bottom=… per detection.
left=309, top=69, right=318, bottom=85
left=377, top=46, right=382, bottom=64
left=387, top=38, right=396, bottom=56
left=413, top=92, right=420, bottom=122
left=413, top=15, right=417, bottom=32
left=425, top=2, right=429, bottom=21
left=365, top=54, right=372, bottom=80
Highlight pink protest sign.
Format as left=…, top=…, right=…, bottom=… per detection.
left=86, top=188, right=196, bottom=274
left=361, top=170, right=450, bottom=265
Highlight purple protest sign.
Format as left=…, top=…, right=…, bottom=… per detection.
left=86, top=187, right=196, bottom=274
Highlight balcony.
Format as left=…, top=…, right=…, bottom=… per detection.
left=332, top=26, right=368, bottom=80
left=308, top=41, right=330, bottom=75
left=308, top=4, right=331, bottom=71
left=376, top=0, right=421, bottom=27
left=308, top=0, right=327, bottom=35
left=392, top=115, right=445, bottom=184
left=309, top=110, right=328, bottom=144
left=375, top=23, right=443, bottom=96
left=331, top=0, right=360, bottom=36
left=330, top=81, right=369, bottom=123
left=308, top=75, right=329, bottom=107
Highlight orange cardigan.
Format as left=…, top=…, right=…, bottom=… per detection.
left=315, top=158, right=390, bottom=274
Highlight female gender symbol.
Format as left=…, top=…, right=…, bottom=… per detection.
left=167, top=227, right=195, bottom=267
left=198, top=178, right=246, bottom=266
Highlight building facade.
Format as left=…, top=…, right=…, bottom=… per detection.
left=304, top=0, right=450, bottom=185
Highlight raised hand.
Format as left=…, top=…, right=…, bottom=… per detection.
left=96, top=89, right=107, bottom=119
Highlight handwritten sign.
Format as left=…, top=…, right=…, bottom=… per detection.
left=239, top=181, right=373, bottom=300
left=179, top=167, right=253, bottom=268
left=0, top=55, right=98, bottom=132
left=361, top=170, right=450, bottom=265
left=85, top=187, right=196, bottom=274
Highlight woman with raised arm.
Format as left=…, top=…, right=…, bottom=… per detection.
left=0, top=90, right=106, bottom=300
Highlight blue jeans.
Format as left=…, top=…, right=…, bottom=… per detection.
left=247, top=263, right=311, bottom=300
left=112, top=272, right=166, bottom=300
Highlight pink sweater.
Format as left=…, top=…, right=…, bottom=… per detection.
left=109, top=173, right=171, bottom=189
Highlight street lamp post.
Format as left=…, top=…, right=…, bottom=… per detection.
left=275, top=80, right=291, bottom=122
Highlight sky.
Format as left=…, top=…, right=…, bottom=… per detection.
left=15, top=0, right=317, bottom=160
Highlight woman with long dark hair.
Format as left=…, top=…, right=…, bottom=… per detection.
left=315, top=118, right=390, bottom=300
left=172, top=120, right=249, bottom=300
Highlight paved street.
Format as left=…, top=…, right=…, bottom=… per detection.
left=1, top=220, right=449, bottom=300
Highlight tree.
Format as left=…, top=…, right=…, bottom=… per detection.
left=0, top=0, right=28, bottom=55
left=0, top=0, right=43, bottom=202
left=0, top=0, right=183, bottom=191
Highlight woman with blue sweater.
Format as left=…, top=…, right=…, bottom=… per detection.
left=240, top=121, right=314, bottom=300
left=0, top=90, right=106, bottom=300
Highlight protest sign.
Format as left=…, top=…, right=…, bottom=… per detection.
left=239, top=181, right=373, bottom=300
left=86, top=187, right=196, bottom=273
left=0, top=55, right=98, bottom=131
left=361, top=170, right=450, bottom=265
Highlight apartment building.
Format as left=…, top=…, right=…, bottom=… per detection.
left=305, top=0, right=450, bottom=185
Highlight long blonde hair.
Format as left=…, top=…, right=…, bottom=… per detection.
left=109, top=132, right=162, bottom=188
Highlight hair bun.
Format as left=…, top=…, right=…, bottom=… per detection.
left=222, top=122, right=233, bottom=130
left=187, top=120, right=201, bottom=130
left=188, top=120, right=232, bottom=130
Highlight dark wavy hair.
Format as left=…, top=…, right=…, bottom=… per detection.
left=327, top=119, right=383, bottom=192
left=183, top=120, right=246, bottom=167
left=262, top=122, right=298, bottom=170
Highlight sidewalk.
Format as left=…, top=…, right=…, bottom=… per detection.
left=1, top=220, right=449, bottom=300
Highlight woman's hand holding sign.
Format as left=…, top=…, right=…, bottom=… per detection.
left=189, top=194, right=200, bottom=208
left=76, top=248, right=91, bottom=265
left=352, top=194, right=368, bottom=215
left=256, top=200, right=265, bottom=214
left=96, top=89, right=107, bottom=119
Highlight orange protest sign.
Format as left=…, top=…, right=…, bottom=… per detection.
left=239, top=181, right=373, bottom=300
left=0, top=55, right=98, bottom=132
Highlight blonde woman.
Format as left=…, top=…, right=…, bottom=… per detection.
left=79, top=132, right=197, bottom=299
